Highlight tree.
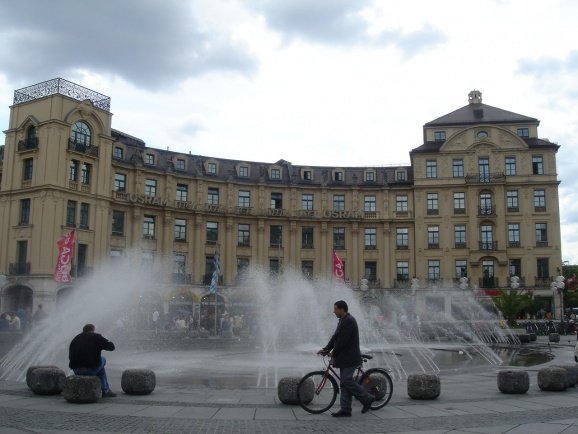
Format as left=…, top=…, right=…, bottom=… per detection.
left=493, top=289, right=533, bottom=327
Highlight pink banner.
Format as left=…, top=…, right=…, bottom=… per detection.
left=333, top=250, right=344, bottom=281
left=53, top=230, right=75, bottom=283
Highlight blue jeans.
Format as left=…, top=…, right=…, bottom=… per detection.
left=339, top=366, right=372, bottom=412
left=73, top=356, right=110, bottom=392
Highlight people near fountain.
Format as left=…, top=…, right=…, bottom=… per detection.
left=69, top=323, right=117, bottom=398
left=152, top=310, right=159, bottom=332
left=0, top=313, right=9, bottom=331
left=318, top=300, right=375, bottom=417
left=233, top=315, right=243, bottom=336
left=16, top=307, right=28, bottom=332
left=32, top=304, right=47, bottom=328
left=8, top=312, right=21, bottom=331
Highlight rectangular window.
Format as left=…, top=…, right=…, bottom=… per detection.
left=396, top=227, right=408, bottom=249
left=23, top=158, right=33, bottom=181
left=364, top=195, right=376, bottom=212
left=239, top=166, right=248, bottom=177
left=333, top=227, right=345, bottom=249
left=509, top=259, right=521, bottom=278
left=79, top=202, right=89, bottom=229
left=176, top=158, right=185, bottom=170
left=364, top=228, right=377, bottom=249
left=532, top=155, right=544, bottom=175
left=478, top=157, right=490, bottom=182
left=207, top=162, right=217, bottom=174
left=66, top=200, right=77, bottom=227
left=302, top=227, right=314, bottom=248
left=365, top=171, right=375, bottom=182
left=453, top=192, right=465, bottom=213
left=333, top=194, right=345, bottom=211
left=481, top=224, right=494, bottom=249
left=426, top=160, right=437, bottom=178
left=271, top=168, right=281, bottom=179
left=113, top=147, right=124, bottom=159
left=208, top=187, right=219, bottom=205
left=270, top=225, right=282, bottom=247
left=453, top=159, right=464, bottom=177
left=454, top=225, right=466, bottom=247
left=81, top=163, right=91, bottom=184
left=114, top=173, right=126, bottom=192
left=427, top=192, right=438, bottom=214
left=396, top=195, right=408, bottom=212
left=175, top=218, right=187, bottom=241
left=434, top=131, right=446, bottom=141
left=534, top=190, right=546, bottom=210
left=20, top=199, right=31, bottom=225
left=537, top=258, right=549, bottom=279
left=173, top=253, right=186, bottom=276
left=364, top=262, right=377, bottom=281
left=303, top=170, right=312, bottom=180
left=176, top=184, right=188, bottom=202
left=302, top=193, right=313, bottom=210
left=396, top=261, right=409, bottom=281
left=302, top=261, right=314, bottom=279
left=143, top=215, right=155, bottom=239
left=535, top=223, right=548, bottom=245
left=238, top=224, right=250, bottom=246
left=112, top=210, right=124, bottom=235
left=145, top=154, right=155, bottom=165
left=505, top=157, right=516, bottom=176
left=69, top=160, right=78, bottom=182
left=396, top=170, right=407, bottom=181
left=238, top=190, right=251, bottom=208
left=237, top=257, right=250, bottom=275
left=427, top=226, right=439, bottom=248
left=271, top=192, right=283, bottom=209
left=144, top=179, right=157, bottom=196
left=455, top=260, right=467, bottom=278
left=508, top=223, right=520, bottom=246
left=517, top=128, right=529, bottom=138
left=428, top=260, right=441, bottom=281
left=507, top=190, right=519, bottom=211
left=334, top=171, right=343, bottom=181
left=206, top=222, right=218, bottom=244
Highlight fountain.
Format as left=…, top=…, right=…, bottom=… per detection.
left=0, top=255, right=542, bottom=389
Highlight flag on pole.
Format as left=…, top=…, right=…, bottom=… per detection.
left=209, top=247, right=220, bottom=294
left=333, top=250, right=344, bottom=282
left=54, top=230, right=75, bottom=283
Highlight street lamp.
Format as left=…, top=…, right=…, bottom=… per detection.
left=555, top=275, right=565, bottom=321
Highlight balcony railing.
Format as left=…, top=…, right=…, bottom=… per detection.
left=478, top=205, right=496, bottom=216
left=202, top=273, right=223, bottom=285
left=534, top=277, right=552, bottom=287
left=365, top=279, right=381, bottom=289
left=396, top=244, right=409, bottom=250
left=536, top=240, right=549, bottom=247
left=172, top=273, right=192, bottom=284
left=68, top=139, right=99, bottom=157
left=479, top=277, right=499, bottom=288
left=9, top=262, right=30, bottom=275
left=427, top=243, right=440, bottom=249
left=454, top=242, right=467, bottom=249
left=18, top=137, right=38, bottom=151
left=364, top=211, right=379, bottom=219
left=507, top=206, right=519, bottom=213
left=454, top=208, right=466, bottom=215
left=508, top=241, right=521, bottom=247
left=302, top=242, right=314, bottom=249
left=427, top=209, right=439, bottom=215
left=393, top=279, right=410, bottom=289
left=479, top=241, right=498, bottom=250
left=534, top=206, right=547, bottom=212
left=236, top=206, right=253, bottom=215
left=465, top=172, right=506, bottom=184
left=365, top=245, right=377, bottom=250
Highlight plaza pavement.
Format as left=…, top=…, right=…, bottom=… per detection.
left=1, top=336, right=578, bottom=434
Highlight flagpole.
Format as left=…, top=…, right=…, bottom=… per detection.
left=73, top=230, right=78, bottom=281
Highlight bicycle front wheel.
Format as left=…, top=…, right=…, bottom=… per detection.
left=297, top=371, right=339, bottom=414
left=359, top=368, right=393, bottom=409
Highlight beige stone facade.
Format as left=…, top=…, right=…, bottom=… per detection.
left=0, top=80, right=563, bottom=316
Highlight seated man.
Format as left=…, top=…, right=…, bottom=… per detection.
left=69, top=323, right=116, bottom=397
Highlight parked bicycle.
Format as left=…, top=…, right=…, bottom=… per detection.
left=296, top=353, right=393, bottom=414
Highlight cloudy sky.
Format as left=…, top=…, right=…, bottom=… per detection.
left=1, top=0, right=578, bottom=263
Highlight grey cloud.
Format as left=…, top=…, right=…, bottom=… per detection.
left=518, top=50, right=578, bottom=78
left=247, top=0, right=445, bottom=57
left=0, top=0, right=257, bottom=90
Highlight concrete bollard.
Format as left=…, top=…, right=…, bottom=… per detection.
left=62, top=375, right=101, bottom=403
left=549, top=333, right=560, bottom=343
left=497, top=370, right=529, bottom=394
left=407, top=373, right=441, bottom=400
left=517, top=334, right=531, bottom=344
left=121, top=369, right=156, bottom=395
left=26, top=365, right=61, bottom=390
left=551, top=365, right=578, bottom=387
left=278, top=376, right=313, bottom=405
left=538, top=367, right=567, bottom=391
left=28, top=367, right=66, bottom=395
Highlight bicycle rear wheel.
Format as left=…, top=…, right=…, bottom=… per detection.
left=359, top=368, right=393, bottom=409
left=297, top=371, right=339, bottom=414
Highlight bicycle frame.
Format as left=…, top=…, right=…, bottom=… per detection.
left=316, top=358, right=364, bottom=394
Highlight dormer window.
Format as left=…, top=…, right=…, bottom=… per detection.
left=334, top=171, right=343, bottom=181
left=176, top=158, right=186, bottom=170
left=517, top=128, right=529, bottom=138
left=303, top=170, right=312, bottom=180
left=365, top=171, right=375, bottom=182
left=113, top=146, right=124, bottom=159
left=396, top=170, right=407, bottom=181
left=434, top=131, right=446, bottom=142
left=271, top=168, right=281, bottom=179
left=239, top=166, right=249, bottom=177
left=207, top=162, right=217, bottom=174
left=145, top=153, right=156, bottom=165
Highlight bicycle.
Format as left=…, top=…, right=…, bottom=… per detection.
left=296, top=353, right=393, bottom=414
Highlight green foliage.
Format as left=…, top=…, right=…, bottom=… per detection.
left=493, top=289, right=533, bottom=327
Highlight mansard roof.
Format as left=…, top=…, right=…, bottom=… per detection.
left=424, top=102, right=539, bottom=127
left=410, top=137, right=559, bottom=154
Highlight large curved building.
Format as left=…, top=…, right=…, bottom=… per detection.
left=0, top=79, right=563, bottom=317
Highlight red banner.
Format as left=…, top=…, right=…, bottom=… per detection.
left=54, top=230, right=75, bottom=283
left=333, top=250, right=344, bottom=281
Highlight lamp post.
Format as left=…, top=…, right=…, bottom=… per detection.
left=555, top=275, right=565, bottom=321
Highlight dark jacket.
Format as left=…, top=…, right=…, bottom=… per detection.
left=323, top=313, right=362, bottom=368
left=69, top=332, right=115, bottom=369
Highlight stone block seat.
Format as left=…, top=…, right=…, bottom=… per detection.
left=497, top=370, right=529, bottom=394
left=278, top=376, right=313, bottom=405
left=516, top=334, right=531, bottom=344
left=62, top=375, right=101, bottom=403
left=538, top=367, right=567, bottom=391
left=551, top=364, right=578, bottom=387
left=121, top=369, right=156, bottom=395
left=407, top=373, right=440, bottom=400
left=549, top=333, right=560, bottom=343
left=27, top=367, right=66, bottom=395
left=26, top=365, right=61, bottom=390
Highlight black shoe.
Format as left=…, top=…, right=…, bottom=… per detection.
left=102, top=390, right=117, bottom=398
left=361, top=395, right=375, bottom=414
left=331, top=409, right=352, bottom=417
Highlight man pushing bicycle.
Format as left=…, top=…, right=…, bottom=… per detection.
left=318, top=300, right=375, bottom=417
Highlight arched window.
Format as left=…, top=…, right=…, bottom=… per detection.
left=71, top=121, right=91, bottom=148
